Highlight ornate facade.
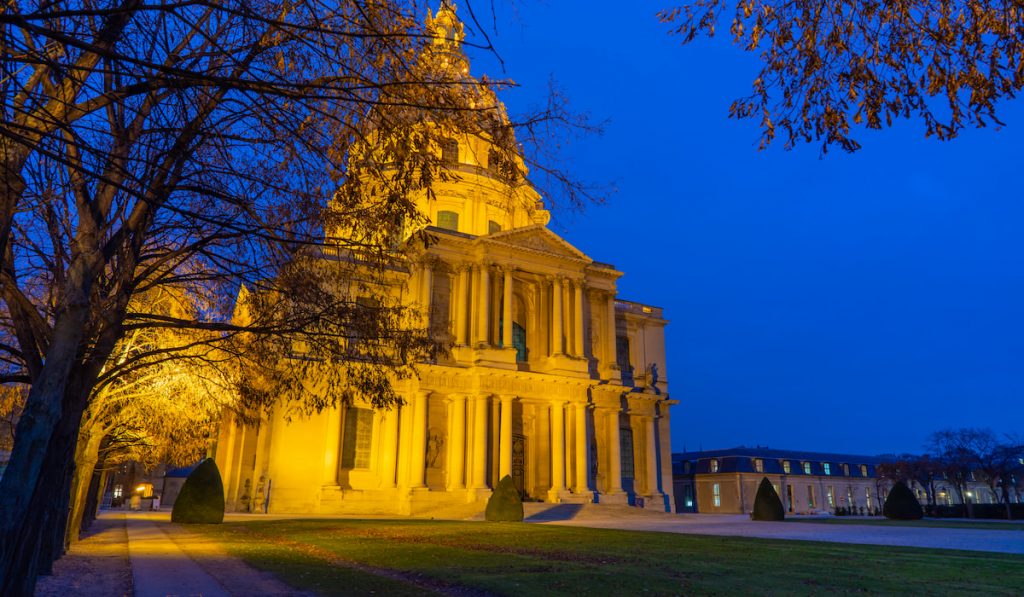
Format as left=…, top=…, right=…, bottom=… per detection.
left=214, top=3, right=674, bottom=516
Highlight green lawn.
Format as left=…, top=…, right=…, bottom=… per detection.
left=787, top=517, right=1024, bottom=531
left=190, top=519, right=1024, bottom=596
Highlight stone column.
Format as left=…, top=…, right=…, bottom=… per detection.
left=551, top=276, right=564, bottom=355
left=606, top=408, right=623, bottom=494
left=322, top=407, right=342, bottom=485
left=455, top=265, right=470, bottom=345
left=471, top=394, right=490, bottom=489
left=447, top=394, right=467, bottom=490
left=645, top=416, right=659, bottom=495
left=421, top=262, right=434, bottom=316
left=502, top=267, right=514, bottom=348
left=476, top=264, right=490, bottom=346
left=574, top=402, right=589, bottom=493
left=605, top=292, right=618, bottom=374
left=498, top=395, right=514, bottom=479
left=396, top=400, right=413, bottom=488
left=549, top=400, right=567, bottom=498
left=409, top=390, right=429, bottom=488
left=379, top=407, right=400, bottom=488
left=573, top=280, right=585, bottom=358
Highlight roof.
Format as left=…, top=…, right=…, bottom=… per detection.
left=164, top=463, right=199, bottom=478
left=673, top=446, right=891, bottom=464
left=672, top=446, right=891, bottom=478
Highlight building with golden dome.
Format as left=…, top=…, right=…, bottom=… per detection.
left=214, top=2, right=675, bottom=515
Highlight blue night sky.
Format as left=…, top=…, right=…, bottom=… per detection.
left=464, top=1, right=1024, bottom=456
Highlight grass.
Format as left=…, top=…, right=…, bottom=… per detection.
left=787, top=517, right=1024, bottom=531
left=191, top=519, right=1024, bottom=596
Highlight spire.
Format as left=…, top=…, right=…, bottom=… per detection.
left=422, top=2, right=470, bottom=78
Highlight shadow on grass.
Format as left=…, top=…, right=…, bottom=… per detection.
left=524, top=504, right=585, bottom=522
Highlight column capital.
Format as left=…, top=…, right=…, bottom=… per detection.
left=445, top=392, right=467, bottom=403
left=497, top=393, right=517, bottom=403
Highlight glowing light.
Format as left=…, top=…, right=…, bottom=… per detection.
left=136, top=485, right=147, bottom=493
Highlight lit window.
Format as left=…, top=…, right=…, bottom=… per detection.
left=710, top=459, right=719, bottom=473
left=823, top=463, right=831, bottom=475
left=841, top=463, right=850, bottom=476
left=782, top=460, right=791, bottom=474
left=865, top=487, right=873, bottom=509
left=436, top=210, right=459, bottom=231
left=753, top=458, right=763, bottom=473
left=860, top=465, right=868, bottom=477
left=826, top=486, right=835, bottom=508
left=802, top=462, right=812, bottom=475
left=807, top=485, right=815, bottom=508
left=712, top=483, right=721, bottom=507
left=113, top=485, right=123, bottom=499
left=488, top=220, right=502, bottom=234
left=684, top=485, right=693, bottom=508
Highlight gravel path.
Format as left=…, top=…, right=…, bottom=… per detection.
left=35, top=512, right=132, bottom=597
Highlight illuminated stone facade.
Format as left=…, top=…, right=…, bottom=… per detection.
left=215, top=3, right=674, bottom=516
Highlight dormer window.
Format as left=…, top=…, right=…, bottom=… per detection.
left=802, top=461, right=812, bottom=474
left=753, top=458, right=763, bottom=473
left=436, top=210, right=459, bottom=231
left=709, top=459, right=719, bottom=473
left=782, top=460, right=791, bottom=474
left=860, top=464, right=869, bottom=477
left=841, top=463, right=850, bottom=476
left=441, top=138, right=458, bottom=165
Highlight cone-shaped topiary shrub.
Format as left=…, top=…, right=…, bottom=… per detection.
left=171, top=458, right=225, bottom=524
left=485, top=475, right=524, bottom=522
left=883, top=481, right=923, bottom=520
left=751, top=477, right=785, bottom=521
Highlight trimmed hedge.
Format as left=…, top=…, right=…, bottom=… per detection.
left=751, top=477, right=785, bottom=521
left=485, top=475, right=524, bottom=522
left=883, top=482, right=923, bottom=520
left=171, top=458, right=225, bottom=524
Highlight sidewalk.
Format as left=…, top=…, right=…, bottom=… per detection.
left=126, top=513, right=230, bottom=597
left=37, top=510, right=305, bottom=597
left=125, top=510, right=304, bottom=597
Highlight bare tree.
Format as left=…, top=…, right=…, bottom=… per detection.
left=659, top=0, right=1024, bottom=152
left=0, top=1, right=596, bottom=592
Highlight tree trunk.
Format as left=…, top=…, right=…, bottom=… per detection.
left=66, top=430, right=102, bottom=546
left=81, top=467, right=107, bottom=534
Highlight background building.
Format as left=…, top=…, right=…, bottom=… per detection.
left=673, top=447, right=887, bottom=515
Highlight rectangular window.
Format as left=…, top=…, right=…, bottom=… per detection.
left=441, top=138, right=459, bottom=165
left=783, top=460, right=791, bottom=474
left=865, top=487, right=873, bottom=509
left=340, top=408, right=374, bottom=469
left=753, top=458, right=763, bottom=473
left=684, top=485, right=693, bottom=508
left=712, top=483, right=721, bottom=507
left=823, top=463, right=831, bottom=475
left=827, top=486, right=835, bottom=508
left=436, top=210, right=459, bottom=231
left=802, top=462, right=812, bottom=475
left=807, top=485, right=815, bottom=509
left=860, top=465, right=869, bottom=477
left=710, top=459, right=719, bottom=473
left=786, top=485, right=794, bottom=512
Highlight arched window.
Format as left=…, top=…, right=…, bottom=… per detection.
left=436, top=210, right=459, bottom=231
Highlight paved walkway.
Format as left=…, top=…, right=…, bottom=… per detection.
left=125, top=513, right=230, bottom=597
left=123, top=511, right=305, bottom=597
left=523, top=505, right=1024, bottom=554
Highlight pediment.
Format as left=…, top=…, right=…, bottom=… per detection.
left=483, top=225, right=591, bottom=262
